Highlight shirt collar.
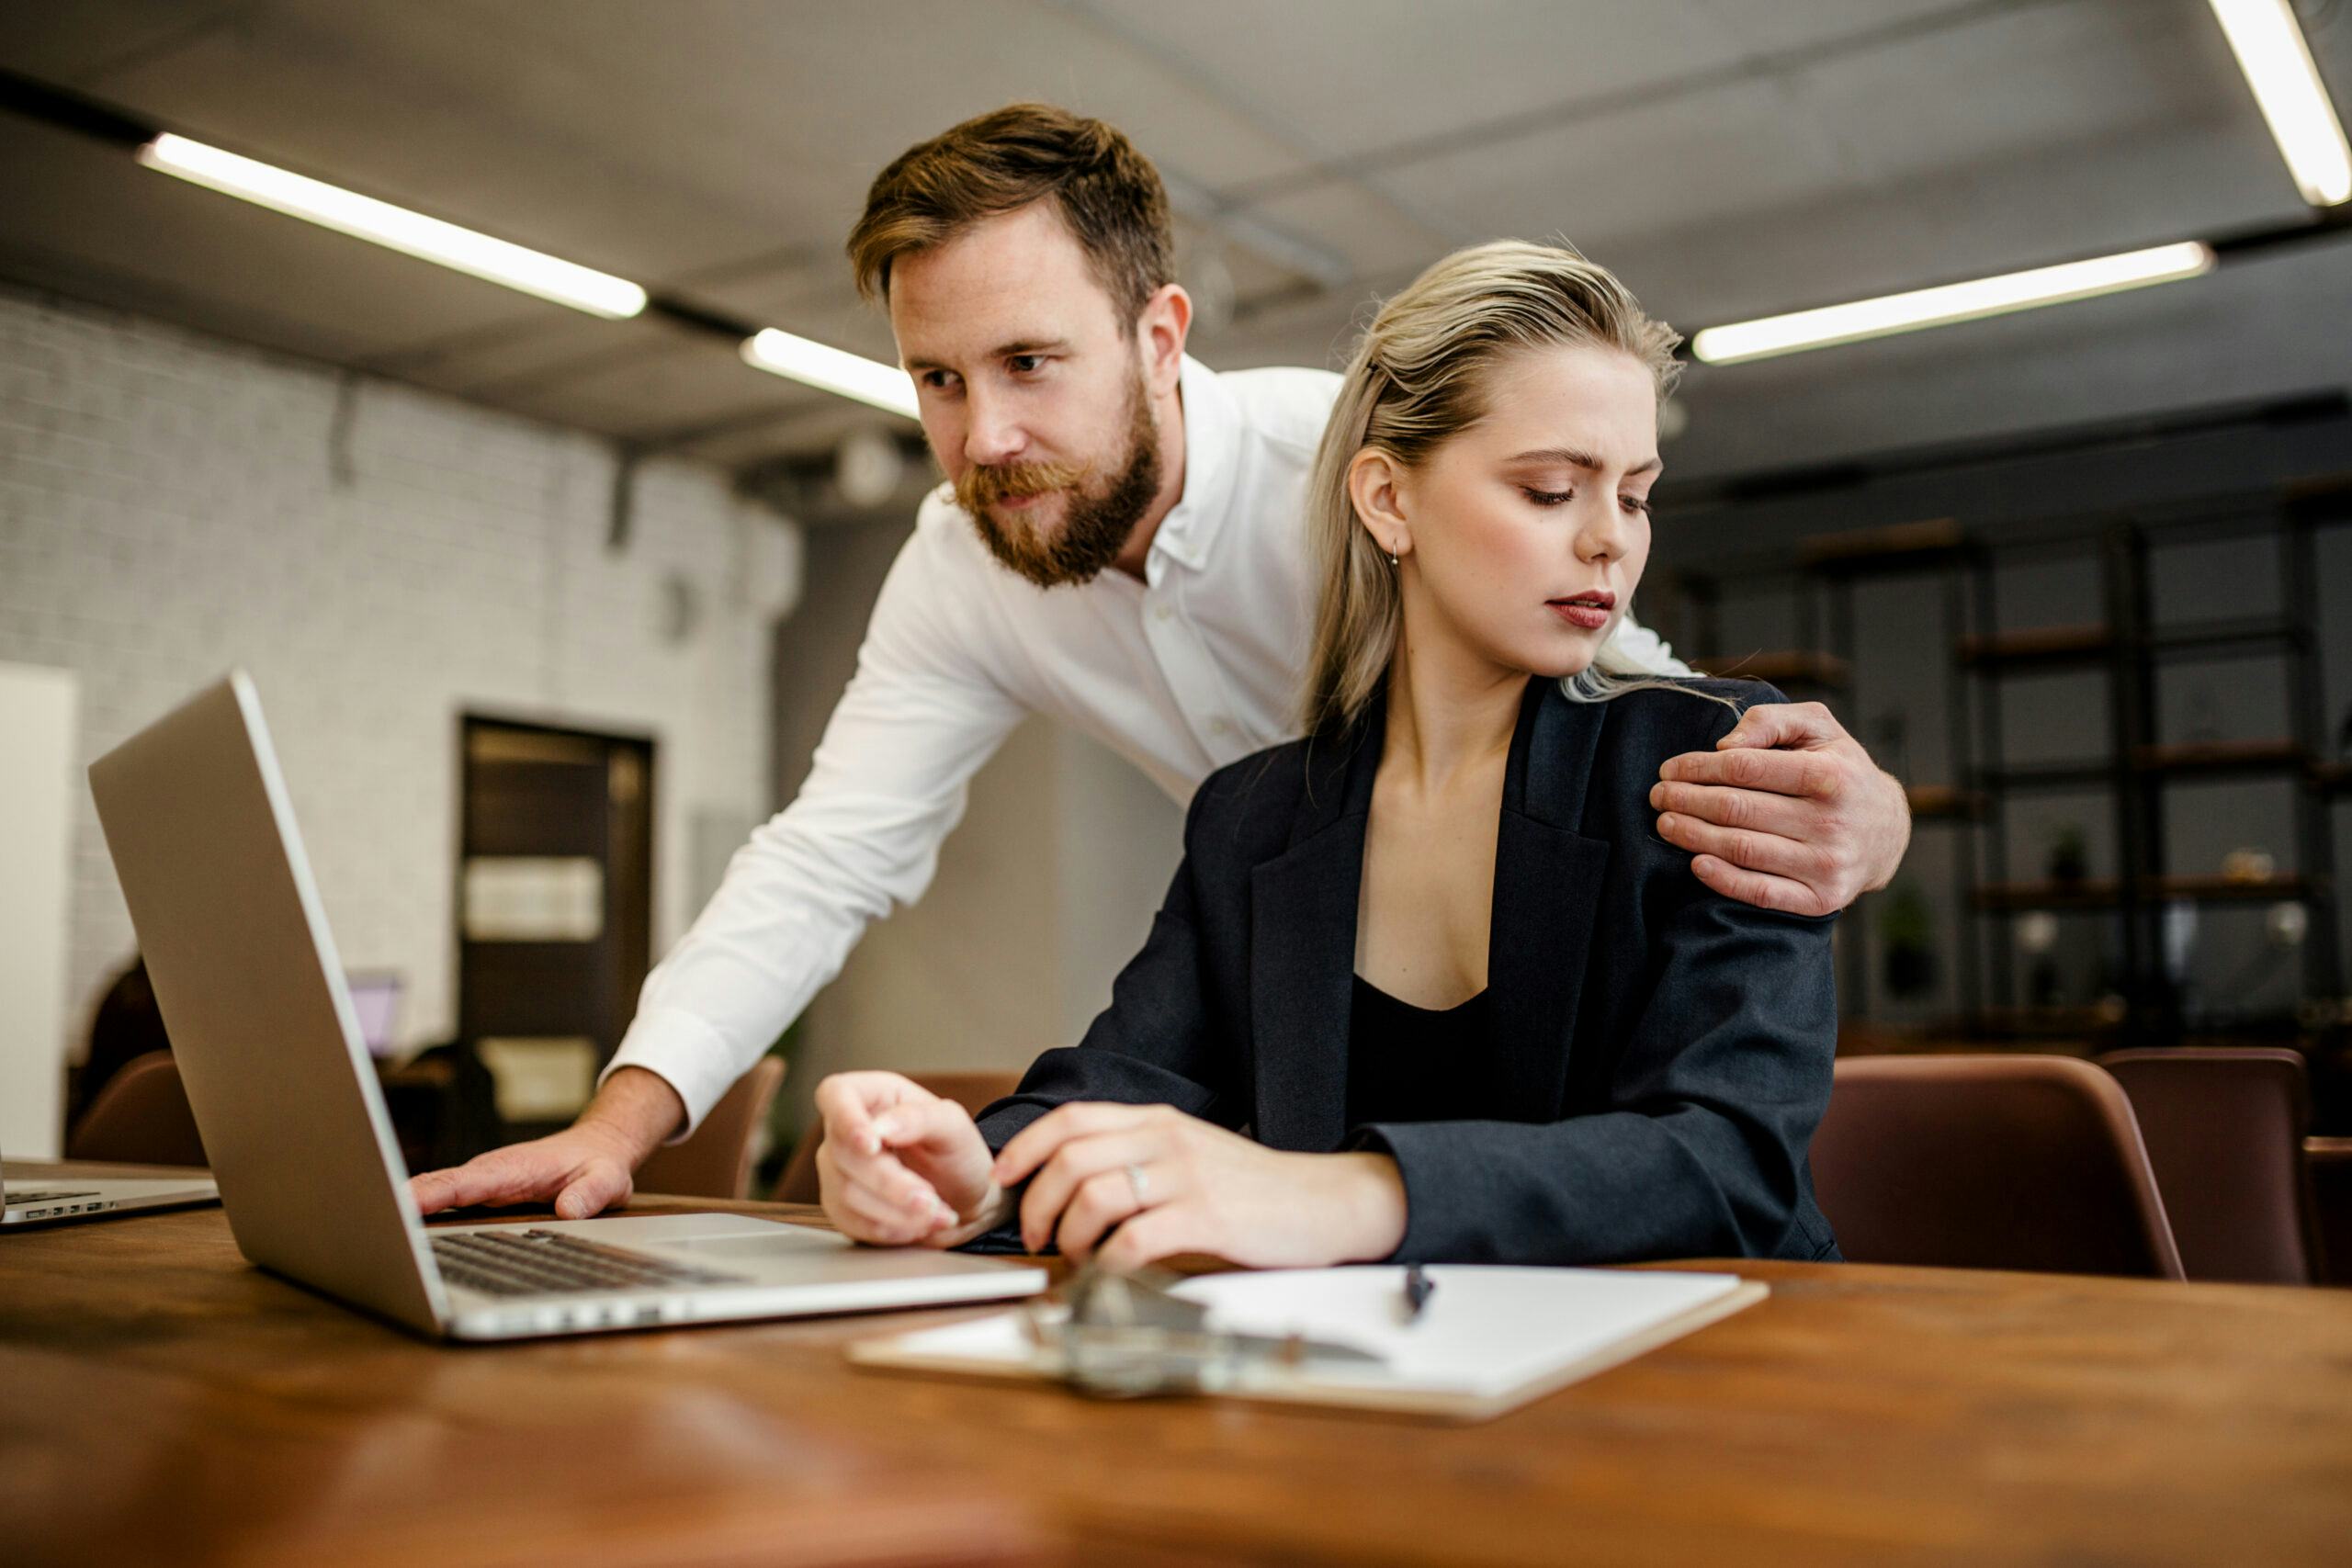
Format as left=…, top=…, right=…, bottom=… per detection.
left=1148, top=355, right=1240, bottom=575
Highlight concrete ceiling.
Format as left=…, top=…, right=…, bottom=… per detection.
left=1, top=0, right=2345, bottom=490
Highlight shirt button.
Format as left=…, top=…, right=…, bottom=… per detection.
left=1209, top=716, right=1233, bottom=737
left=1153, top=604, right=1174, bottom=623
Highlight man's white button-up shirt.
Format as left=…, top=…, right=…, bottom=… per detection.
left=605, top=355, right=1685, bottom=1133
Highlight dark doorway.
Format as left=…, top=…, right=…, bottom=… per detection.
left=457, top=716, right=654, bottom=1135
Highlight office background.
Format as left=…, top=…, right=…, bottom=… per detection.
left=2, top=1, right=2347, bottom=1160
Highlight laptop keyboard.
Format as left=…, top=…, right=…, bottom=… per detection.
left=6, top=1190, right=98, bottom=1206
left=431, top=1228, right=749, bottom=1298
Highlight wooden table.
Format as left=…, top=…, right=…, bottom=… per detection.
left=6, top=1168, right=2351, bottom=1567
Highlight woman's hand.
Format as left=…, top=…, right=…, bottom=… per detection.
left=812, top=1071, right=1011, bottom=1247
left=993, top=1102, right=1408, bottom=1270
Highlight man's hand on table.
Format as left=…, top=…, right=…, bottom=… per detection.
left=1651, top=699, right=1912, bottom=918
left=406, top=1065, right=684, bottom=1220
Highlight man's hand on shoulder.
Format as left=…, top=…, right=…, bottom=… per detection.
left=1648, top=700, right=1911, bottom=917
left=406, top=1066, right=685, bottom=1221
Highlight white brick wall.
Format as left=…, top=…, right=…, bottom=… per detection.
left=0, top=284, right=799, bottom=1066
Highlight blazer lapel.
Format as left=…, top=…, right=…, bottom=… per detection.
left=1487, top=682, right=1613, bottom=1123
left=1249, top=714, right=1380, bottom=1152
left=1247, top=683, right=1615, bottom=1146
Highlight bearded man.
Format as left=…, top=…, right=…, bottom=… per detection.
left=412, top=104, right=1911, bottom=1222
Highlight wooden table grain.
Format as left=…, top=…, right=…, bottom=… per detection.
left=5, top=1168, right=2350, bottom=1567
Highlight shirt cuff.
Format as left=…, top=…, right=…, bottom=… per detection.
left=600, top=1010, right=745, bottom=1144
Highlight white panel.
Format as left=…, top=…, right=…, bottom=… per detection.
left=0, top=663, right=78, bottom=1158
left=462, top=857, right=605, bottom=942
left=0, top=286, right=780, bottom=1067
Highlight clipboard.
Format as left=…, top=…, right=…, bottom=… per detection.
left=850, top=1265, right=1769, bottom=1422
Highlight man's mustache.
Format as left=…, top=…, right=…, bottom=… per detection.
left=954, top=457, right=1093, bottom=515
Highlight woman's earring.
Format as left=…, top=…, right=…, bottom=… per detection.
left=1387, top=540, right=1400, bottom=569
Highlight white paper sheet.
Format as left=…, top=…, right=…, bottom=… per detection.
left=868, top=1265, right=1749, bottom=1402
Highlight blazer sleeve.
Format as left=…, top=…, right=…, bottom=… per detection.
left=956, top=784, right=1243, bottom=1251
left=1358, top=894, right=1836, bottom=1264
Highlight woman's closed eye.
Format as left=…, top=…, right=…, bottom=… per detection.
left=1519, top=484, right=1654, bottom=515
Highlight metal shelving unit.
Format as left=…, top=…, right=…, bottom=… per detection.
left=1671, top=475, right=2350, bottom=1061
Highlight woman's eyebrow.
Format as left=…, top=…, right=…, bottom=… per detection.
left=1505, top=446, right=1662, bottom=477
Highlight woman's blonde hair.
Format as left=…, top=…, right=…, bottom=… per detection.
left=1302, top=240, right=1688, bottom=736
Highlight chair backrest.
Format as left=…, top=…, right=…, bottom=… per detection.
left=632, top=1055, right=786, bottom=1201
left=2307, top=1136, right=2352, bottom=1287
left=2096, top=1047, right=2319, bottom=1285
left=773, top=1069, right=1023, bottom=1204
left=65, top=1050, right=209, bottom=1168
left=1812, top=1054, right=2184, bottom=1280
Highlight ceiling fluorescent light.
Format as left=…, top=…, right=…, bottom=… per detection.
left=1689, top=243, right=2216, bottom=366
left=2209, top=0, right=2352, bottom=207
left=136, top=133, right=648, bottom=318
left=741, top=328, right=918, bottom=420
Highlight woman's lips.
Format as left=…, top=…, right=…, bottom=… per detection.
left=1547, top=592, right=1615, bottom=631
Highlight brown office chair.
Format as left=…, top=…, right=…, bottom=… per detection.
left=1811, top=1054, right=2184, bottom=1280
left=773, top=1069, right=1024, bottom=1204
left=2309, top=1136, right=2352, bottom=1288
left=632, top=1055, right=786, bottom=1201
left=2096, top=1047, right=2323, bottom=1285
left=65, top=1050, right=209, bottom=1168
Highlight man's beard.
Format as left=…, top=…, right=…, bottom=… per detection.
left=953, top=374, right=1162, bottom=589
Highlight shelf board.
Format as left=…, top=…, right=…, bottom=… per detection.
left=1959, top=624, right=2112, bottom=669
left=1797, top=517, right=1966, bottom=575
left=1939, top=1009, right=2319, bottom=1043
left=1960, top=619, right=2299, bottom=670
left=2318, top=762, right=2352, bottom=798
left=2131, top=739, right=2314, bottom=778
left=1973, top=874, right=2315, bottom=911
left=2147, top=616, right=2303, bottom=660
left=1975, top=741, right=2321, bottom=793
left=1981, top=761, right=2114, bottom=793
left=1965, top=1005, right=2129, bottom=1040
left=2283, top=468, right=2352, bottom=524
left=1905, top=785, right=1987, bottom=821
left=1693, top=649, right=1850, bottom=690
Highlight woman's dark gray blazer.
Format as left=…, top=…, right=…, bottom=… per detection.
left=969, top=675, right=1843, bottom=1266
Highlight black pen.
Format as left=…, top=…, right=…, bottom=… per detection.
left=1402, top=1263, right=1435, bottom=1323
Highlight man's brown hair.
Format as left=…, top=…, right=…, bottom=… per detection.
left=848, top=103, right=1174, bottom=326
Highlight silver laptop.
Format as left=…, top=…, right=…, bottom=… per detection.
left=0, top=1142, right=217, bottom=1227
left=87, top=671, right=1045, bottom=1340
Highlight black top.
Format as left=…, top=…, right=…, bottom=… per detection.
left=1346, top=976, right=1498, bottom=1129
left=970, top=676, right=1843, bottom=1267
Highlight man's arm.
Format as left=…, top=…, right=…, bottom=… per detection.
left=1649, top=700, right=1912, bottom=917
left=410, top=518, right=1030, bottom=1216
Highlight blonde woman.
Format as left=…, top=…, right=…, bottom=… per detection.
left=812, top=241, right=1840, bottom=1269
